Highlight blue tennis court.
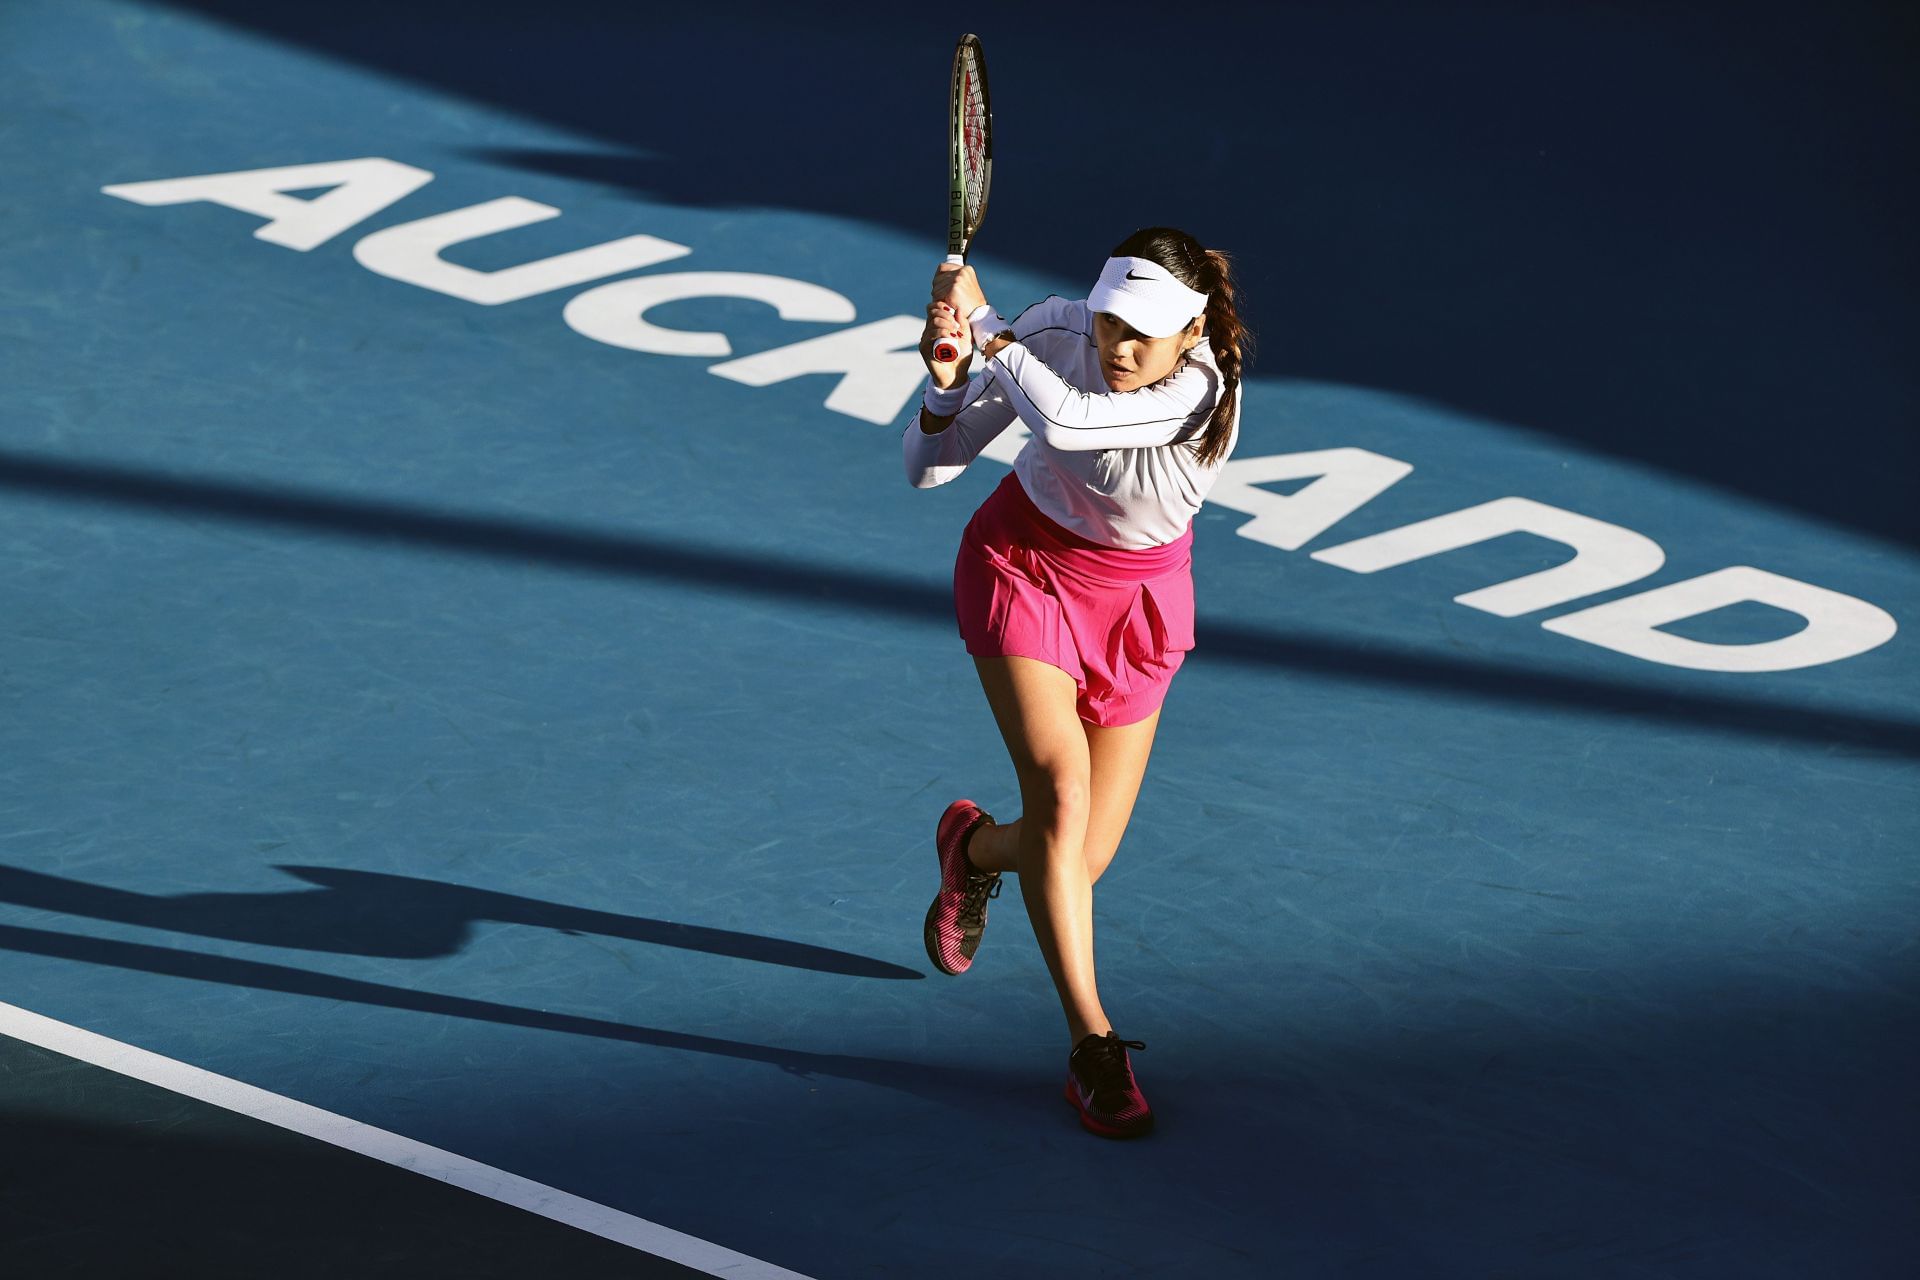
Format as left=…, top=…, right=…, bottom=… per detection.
left=2, top=2, right=1915, bottom=1275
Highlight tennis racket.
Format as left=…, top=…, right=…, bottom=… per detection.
left=932, top=33, right=993, bottom=364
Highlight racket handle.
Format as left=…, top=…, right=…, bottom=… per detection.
left=932, top=253, right=970, bottom=363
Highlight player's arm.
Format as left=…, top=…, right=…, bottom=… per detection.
left=979, top=331, right=1218, bottom=451
left=933, top=270, right=1216, bottom=451
left=904, top=302, right=1017, bottom=487
left=910, top=294, right=1057, bottom=436
left=902, top=382, right=1017, bottom=488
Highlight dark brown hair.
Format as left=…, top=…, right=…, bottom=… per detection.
left=1109, top=227, right=1250, bottom=466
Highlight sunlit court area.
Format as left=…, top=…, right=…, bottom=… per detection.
left=2, top=1, right=1915, bottom=1276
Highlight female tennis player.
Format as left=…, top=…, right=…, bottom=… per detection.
left=904, top=226, right=1248, bottom=1139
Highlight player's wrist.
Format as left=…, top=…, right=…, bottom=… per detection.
left=966, top=303, right=1007, bottom=349
left=923, top=378, right=968, bottom=416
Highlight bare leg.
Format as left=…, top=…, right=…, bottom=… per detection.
left=967, top=708, right=1162, bottom=888
left=970, top=656, right=1119, bottom=1045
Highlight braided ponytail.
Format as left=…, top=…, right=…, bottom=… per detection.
left=1108, top=227, right=1250, bottom=467
left=1192, top=247, right=1247, bottom=466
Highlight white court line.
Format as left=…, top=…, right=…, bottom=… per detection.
left=0, top=999, right=816, bottom=1280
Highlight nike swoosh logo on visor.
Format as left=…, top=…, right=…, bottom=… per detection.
left=1124, top=269, right=1153, bottom=281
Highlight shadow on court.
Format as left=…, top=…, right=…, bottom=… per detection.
left=0, top=1035, right=706, bottom=1278
left=152, top=0, right=1920, bottom=550
left=4, top=448, right=1915, bottom=757
left=0, top=864, right=919, bottom=977
left=2, top=918, right=1911, bottom=1277
left=0, top=923, right=1014, bottom=1107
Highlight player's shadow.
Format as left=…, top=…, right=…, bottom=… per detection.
left=0, top=921, right=1008, bottom=1107
left=0, top=863, right=920, bottom=979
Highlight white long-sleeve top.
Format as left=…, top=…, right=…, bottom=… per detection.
left=901, top=295, right=1240, bottom=549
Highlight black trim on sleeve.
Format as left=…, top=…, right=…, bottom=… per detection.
left=991, top=343, right=1219, bottom=435
left=1008, top=324, right=1082, bottom=346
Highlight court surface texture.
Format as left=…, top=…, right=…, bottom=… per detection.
left=2, top=2, right=1915, bottom=1277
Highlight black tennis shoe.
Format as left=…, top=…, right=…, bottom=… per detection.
left=1063, top=1031, right=1154, bottom=1139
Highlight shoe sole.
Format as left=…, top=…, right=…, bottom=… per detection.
left=1062, top=1078, right=1155, bottom=1139
left=923, top=895, right=971, bottom=976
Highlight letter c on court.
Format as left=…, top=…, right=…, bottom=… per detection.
left=562, top=272, right=857, bottom=358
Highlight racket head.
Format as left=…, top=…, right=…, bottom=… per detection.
left=947, top=33, right=993, bottom=259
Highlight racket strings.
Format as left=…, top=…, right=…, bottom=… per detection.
left=958, top=58, right=988, bottom=227
left=947, top=36, right=992, bottom=256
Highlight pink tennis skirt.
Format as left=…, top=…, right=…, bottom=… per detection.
left=954, top=471, right=1196, bottom=727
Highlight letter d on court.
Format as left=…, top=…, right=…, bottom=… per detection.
left=1541, top=566, right=1897, bottom=672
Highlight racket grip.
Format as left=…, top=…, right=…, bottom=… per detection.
left=932, top=253, right=970, bottom=362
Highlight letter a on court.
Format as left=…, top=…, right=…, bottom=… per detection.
left=103, top=158, right=434, bottom=252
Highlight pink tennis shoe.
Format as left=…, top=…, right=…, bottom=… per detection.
left=924, top=799, right=1001, bottom=975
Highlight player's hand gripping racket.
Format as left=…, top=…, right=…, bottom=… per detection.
left=932, top=33, right=993, bottom=364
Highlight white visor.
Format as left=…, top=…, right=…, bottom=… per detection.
left=1086, top=256, right=1209, bottom=338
